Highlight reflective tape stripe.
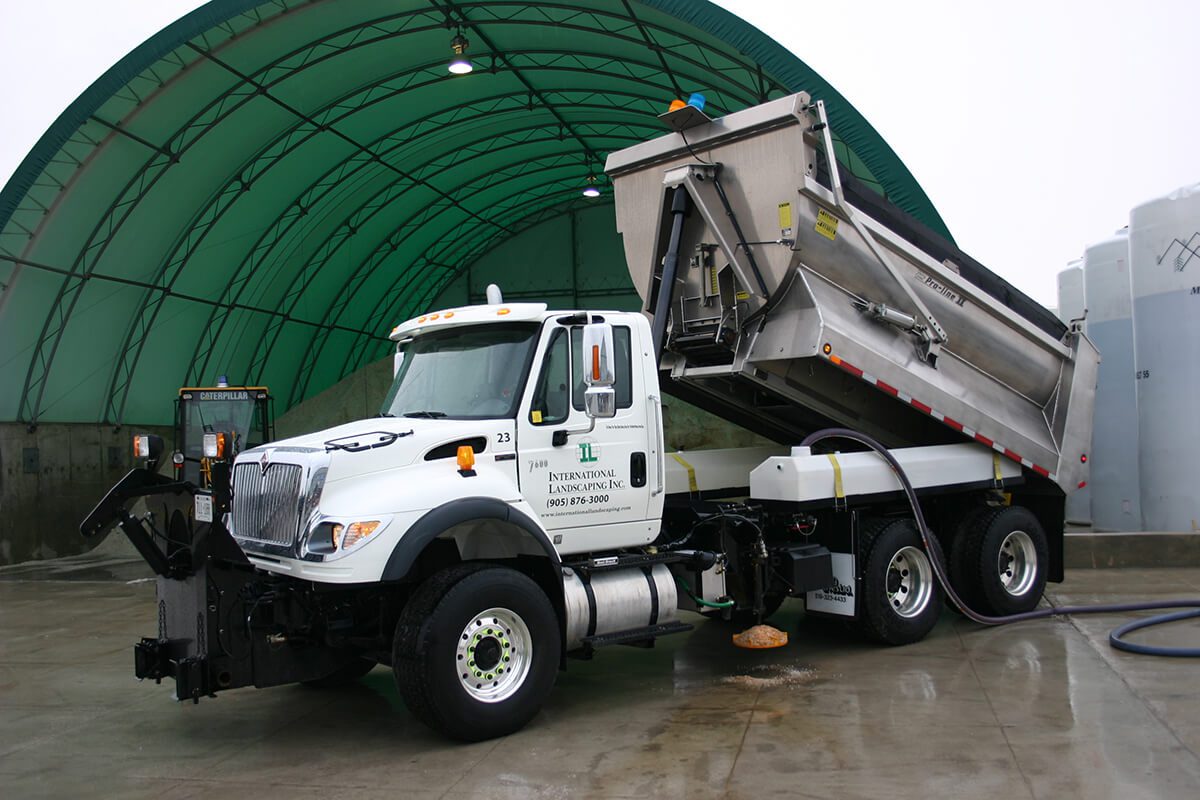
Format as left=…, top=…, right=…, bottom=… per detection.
left=823, top=352, right=1058, bottom=482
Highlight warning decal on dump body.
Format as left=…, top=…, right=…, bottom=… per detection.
left=815, top=208, right=839, bottom=241
left=777, top=202, right=793, bottom=237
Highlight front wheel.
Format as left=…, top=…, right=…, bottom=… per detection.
left=857, top=518, right=943, bottom=645
left=393, top=564, right=560, bottom=741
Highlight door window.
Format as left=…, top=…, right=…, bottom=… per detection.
left=529, top=328, right=570, bottom=425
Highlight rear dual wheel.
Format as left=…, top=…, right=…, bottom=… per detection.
left=950, top=505, right=1048, bottom=616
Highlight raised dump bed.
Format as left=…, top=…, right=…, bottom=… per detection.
left=606, top=92, right=1097, bottom=493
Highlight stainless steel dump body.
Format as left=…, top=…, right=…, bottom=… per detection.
left=606, top=93, right=1096, bottom=492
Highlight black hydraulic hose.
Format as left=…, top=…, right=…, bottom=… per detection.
left=650, top=187, right=690, bottom=363
left=800, top=428, right=1200, bottom=656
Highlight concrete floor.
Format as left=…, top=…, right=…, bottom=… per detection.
left=2, top=556, right=1200, bottom=799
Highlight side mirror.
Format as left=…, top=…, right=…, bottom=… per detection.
left=581, top=322, right=617, bottom=419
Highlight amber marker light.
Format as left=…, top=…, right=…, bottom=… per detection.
left=822, top=342, right=832, bottom=355
left=591, top=345, right=601, bottom=381
left=340, top=521, right=381, bottom=550
left=496, top=308, right=511, bottom=316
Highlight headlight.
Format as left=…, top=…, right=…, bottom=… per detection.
left=305, top=518, right=384, bottom=557
left=202, top=433, right=226, bottom=458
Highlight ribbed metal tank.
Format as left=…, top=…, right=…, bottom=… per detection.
left=1056, top=262, right=1090, bottom=525
left=1083, top=231, right=1142, bottom=531
left=1129, top=183, right=1200, bottom=531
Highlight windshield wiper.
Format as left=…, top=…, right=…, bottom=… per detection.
left=402, top=411, right=447, bottom=418
left=324, top=430, right=413, bottom=453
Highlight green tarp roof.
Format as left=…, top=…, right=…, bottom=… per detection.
left=0, top=0, right=950, bottom=426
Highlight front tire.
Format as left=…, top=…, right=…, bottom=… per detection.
left=857, top=518, right=943, bottom=645
left=393, top=564, right=560, bottom=741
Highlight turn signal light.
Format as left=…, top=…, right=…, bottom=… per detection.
left=133, top=435, right=150, bottom=458
left=341, top=520, right=381, bottom=550
left=591, top=345, right=601, bottom=381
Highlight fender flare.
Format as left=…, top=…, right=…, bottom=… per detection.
left=380, top=497, right=560, bottom=582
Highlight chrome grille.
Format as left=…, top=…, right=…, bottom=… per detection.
left=232, top=462, right=304, bottom=545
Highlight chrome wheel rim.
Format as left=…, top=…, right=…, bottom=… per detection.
left=998, top=530, right=1037, bottom=597
left=887, top=546, right=934, bottom=619
left=455, top=607, right=531, bottom=703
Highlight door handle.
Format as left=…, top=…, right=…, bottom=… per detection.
left=630, top=452, right=647, bottom=488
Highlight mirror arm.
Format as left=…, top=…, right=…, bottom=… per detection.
left=552, top=417, right=597, bottom=447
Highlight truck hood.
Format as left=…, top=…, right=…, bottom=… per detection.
left=239, top=417, right=505, bottom=484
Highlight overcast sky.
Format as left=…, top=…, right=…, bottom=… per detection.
left=2, top=0, right=1198, bottom=305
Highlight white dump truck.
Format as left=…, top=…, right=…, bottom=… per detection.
left=84, top=93, right=1097, bottom=741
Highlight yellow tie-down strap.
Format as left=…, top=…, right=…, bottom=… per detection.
left=826, top=453, right=845, bottom=502
left=672, top=452, right=699, bottom=494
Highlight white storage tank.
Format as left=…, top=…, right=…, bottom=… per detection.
left=1082, top=230, right=1141, bottom=531
left=1056, top=261, right=1086, bottom=325
left=1129, top=183, right=1200, bottom=531
left=1056, top=261, right=1090, bottom=525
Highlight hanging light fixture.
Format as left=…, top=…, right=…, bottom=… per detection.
left=582, top=175, right=601, bottom=198
left=448, top=30, right=473, bottom=75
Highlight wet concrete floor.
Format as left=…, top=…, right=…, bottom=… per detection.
left=2, top=555, right=1199, bottom=799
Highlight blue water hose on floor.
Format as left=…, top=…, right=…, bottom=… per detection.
left=800, top=428, right=1200, bottom=658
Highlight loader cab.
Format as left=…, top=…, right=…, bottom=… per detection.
left=174, top=385, right=274, bottom=488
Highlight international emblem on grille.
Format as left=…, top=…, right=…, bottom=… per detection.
left=259, top=451, right=270, bottom=476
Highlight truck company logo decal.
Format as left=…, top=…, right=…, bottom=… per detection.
left=577, top=441, right=599, bottom=463
left=817, top=577, right=854, bottom=600
left=913, top=271, right=967, bottom=307
left=547, top=468, right=625, bottom=495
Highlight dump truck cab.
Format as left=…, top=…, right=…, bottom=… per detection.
left=228, top=304, right=664, bottom=584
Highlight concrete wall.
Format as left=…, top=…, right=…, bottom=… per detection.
left=276, top=355, right=394, bottom=440
left=0, top=422, right=170, bottom=565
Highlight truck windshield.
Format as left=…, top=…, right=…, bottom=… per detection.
left=380, top=322, right=541, bottom=419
